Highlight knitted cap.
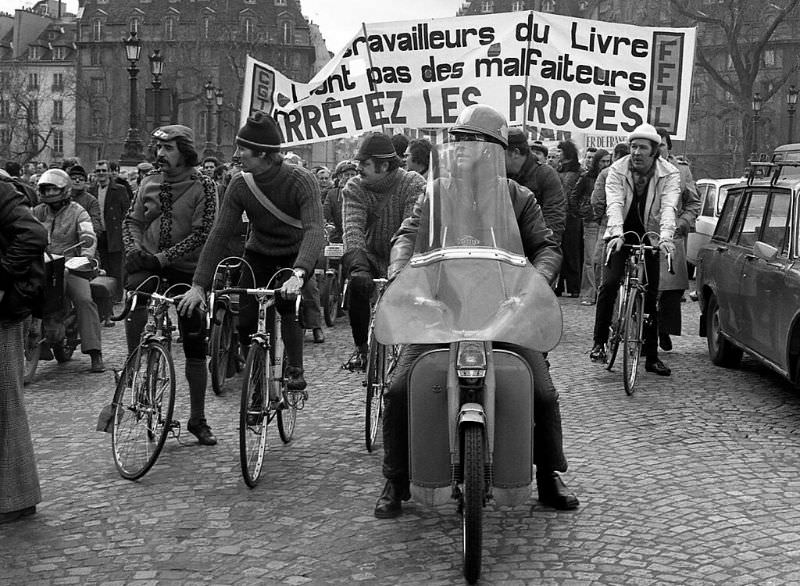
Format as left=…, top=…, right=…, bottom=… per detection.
left=236, top=111, right=283, bottom=152
left=355, top=132, right=397, bottom=161
left=507, top=127, right=529, bottom=150
left=152, top=124, right=195, bottom=147
left=68, top=165, right=87, bottom=179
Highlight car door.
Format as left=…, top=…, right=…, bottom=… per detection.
left=703, top=188, right=747, bottom=340
left=738, top=189, right=794, bottom=367
left=687, top=182, right=711, bottom=264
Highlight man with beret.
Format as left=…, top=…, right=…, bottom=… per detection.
left=340, top=132, right=425, bottom=371
left=179, top=111, right=325, bottom=393
left=505, top=128, right=567, bottom=244
left=122, top=124, right=219, bottom=446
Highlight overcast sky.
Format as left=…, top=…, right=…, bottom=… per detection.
left=5, top=0, right=463, bottom=55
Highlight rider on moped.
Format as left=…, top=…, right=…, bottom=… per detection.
left=31, top=169, right=104, bottom=373
left=372, top=104, right=579, bottom=518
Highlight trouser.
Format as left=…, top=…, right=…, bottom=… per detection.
left=658, top=289, right=683, bottom=336
left=556, top=214, right=583, bottom=295
left=579, top=221, right=600, bottom=302
left=593, top=247, right=661, bottom=360
left=347, top=272, right=376, bottom=348
left=301, top=271, right=322, bottom=330
left=236, top=251, right=304, bottom=371
left=98, top=234, right=124, bottom=302
left=124, top=269, right=209, bottom=424
left=381, top=343, right=568, bottom=483
left=66, top=271, right=101, bottom=354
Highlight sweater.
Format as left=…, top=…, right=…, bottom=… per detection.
left=123, top=167, right=217, bottom=274
left=342, top=168, right=425, bottom=275
left=193, top=162, right=324, bottom=290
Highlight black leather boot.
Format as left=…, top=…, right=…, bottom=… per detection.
left=374, top=479, right=411, bottom=519
left=537, top=472, right=579, bottom=510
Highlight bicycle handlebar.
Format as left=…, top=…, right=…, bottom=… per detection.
left=109, top=289, right=185, bottom=322
left=215, top=287, right=302, bottom=321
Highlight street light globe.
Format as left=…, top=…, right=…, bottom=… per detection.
left=204, top=79, right=215, bottom=102
left=123, top=31, right=142, bottom=63
left=215, top=88, right=224, bottom=107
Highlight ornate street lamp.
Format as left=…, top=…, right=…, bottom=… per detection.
left=752, top=92, right=762, bottom=157
left=148, top=48, right=164, bottom=126
left=215, top=88, right=224, bottom=160
left=203, top=79, right=215, bottom=158
left=121, top=31, right=145, bottom=165
left=787, top=85, right=798, bottom=144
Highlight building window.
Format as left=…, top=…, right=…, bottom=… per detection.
left=52, top=100, right=63, bottom=124
left=91, top=110, right=103, bottom=135
left=275, top=0, right=286, bottom=4
left=92, top=19, right=103, bottom=41
left=130, top=17, right=140, bottom=34
left=52, top=128, right=63, bottom=155
left=245, top=0, right=255, bottom=4
left=0, top=72, right=9, bottom=90
left=763, top=49, right=780, bottom=68
left=243, top=18, right=254, bottom=42
left=165, top=17, right=175, bottom=41
left=512, top=0, right=526, bottom=10
left=90, top=47, right=101, bottom=66
left=481, top=0, right=494, bottom=12
left=91, top=77, right=106, bottom=95
left=282, top=21, right=293, bottom=44
left=28, top=101, right=38, bottom=124
left=0, top=99, right=9, bottom=121
left=0, top=128, right=11, bottom=146
left=541, top=0, right=555, bottom=11
left=29, top=46, right=40, bottom=60
left=202, top=16, right=211, bottom=39
left=52, top=73, right=64, bottom=90
left=53, top=46, right=66, bottom=60
left=29, top=73, right=39, bottom=90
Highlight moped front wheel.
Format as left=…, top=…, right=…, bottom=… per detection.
left=461, top=423, right=484, bottom=585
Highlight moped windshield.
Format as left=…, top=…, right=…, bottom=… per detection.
left=374, top=141, right=562, bottom=351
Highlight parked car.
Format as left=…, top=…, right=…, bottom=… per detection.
left=686, top=178, right=743, bottom=268
left=696, top=161, right=800, bottom=385
left=771, top=143, right=800, bottom=163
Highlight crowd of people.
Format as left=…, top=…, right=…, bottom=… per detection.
left=1, top=102, right=699, bottom=525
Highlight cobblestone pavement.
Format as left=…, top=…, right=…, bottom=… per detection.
left=3, top=292, right=800, bottom=585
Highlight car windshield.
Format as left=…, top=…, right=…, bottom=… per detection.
left=373, top=141, right=562, bottom=351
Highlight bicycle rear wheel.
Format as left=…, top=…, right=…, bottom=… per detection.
left=322, top=273, right=341, bottom=327
left=278, top=357, right=300, bottom=443
left=606, top=283, right=626, bottom=370
left=209, top=307, right=235, bottom=395
left=365, top=338, right=386, bottom=452
left=622, top=291, right=645, bottom=395
left=111, top=342, right=176, bottom=480
left=240, top=343, right=271, bottom=487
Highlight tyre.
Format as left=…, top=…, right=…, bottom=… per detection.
left=322, top=273, right=340, bottom=327
left=606, top=284, right=626, bottom=370
left=111, top=343, right=176, bottom=480
left=240, top=343, right=271, bottom=488
left=278, top=357, right=299, bottom=443
left=23, top=316, right=41, bottom=385
left=706, top=294, right=742, bottom=367
left=622, top=292, right=644, bottom=396
left=209, top=307, right=235, bottom=395
left=365, top=339, right=386, bottom=452
left=461, top=423, right=484, bottom=585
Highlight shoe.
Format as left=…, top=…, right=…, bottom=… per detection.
left=285, top=366, right=307, bottom=390
left=312, top=328, right=325, bottom=344
left=374, top=479, right=411, bottom=519
left=589, top=343, right=606, bottom=363
left=103, top=318, right=115, bottom=328
left=187, top=418, right=218, bottom=446
left=537, top=472, right=579, bottom=510
left=89, top=351, right=105, bottom=373
left=569, top=292, right=580, bottom=298
left=342, top=347, right=367, bottom=371
left=645, top=358, right=671, bottom=376
left=659, top=333, right=673, bottom=352
left=580, top=299, right=594, bottom=306
left=0, top=505, right=36, bottom=524
left=40, top=343, right=53, bottom=361
left=689, top=290, right=698, bottom=302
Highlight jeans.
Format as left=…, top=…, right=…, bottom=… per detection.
left=381, top=343, right=568, bottom=482
left=579, top=221, right=600, bottom=302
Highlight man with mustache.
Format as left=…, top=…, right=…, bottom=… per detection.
left=122, top=125, right=219, bottom=446
left=589, top=123, right=679, bottom=376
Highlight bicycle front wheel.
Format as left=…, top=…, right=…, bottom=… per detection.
left=209, top=307, right=235, bottom=395
left=277, top=357, right=300, bottom=444
left=240, top=343, right=271, bottom=488
left=365, top=339, right=386, bottom=452
left=111, top=342, right=176, bottom=480
left=606, top=283, right=626, bottom=370
left=622, top=291, right=645, bottom=396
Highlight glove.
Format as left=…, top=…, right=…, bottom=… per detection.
left=124, top=250, right=144, bottom=273
left=349, top=270, right=373, bottom=296
left=658, top=239, right=676, bottom=257
left=139, top=252, right=161, bottom=272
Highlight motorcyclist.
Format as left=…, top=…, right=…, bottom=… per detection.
left=31, top=169, right=104, bottom=373
left=373, top=104, right=579, bottom=518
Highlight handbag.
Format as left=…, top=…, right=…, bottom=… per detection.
left=241, top=172, right=303, bottom=229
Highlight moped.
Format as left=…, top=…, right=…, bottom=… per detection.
left=374, top=140, right=562, bottom=583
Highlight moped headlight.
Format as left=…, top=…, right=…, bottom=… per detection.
left=457, top=341, right=486, bottom=378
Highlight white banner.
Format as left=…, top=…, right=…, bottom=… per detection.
left=241, top=11, right=696, bottom=146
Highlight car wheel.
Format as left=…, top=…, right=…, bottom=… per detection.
left=706, top=294, right=742, bottom=368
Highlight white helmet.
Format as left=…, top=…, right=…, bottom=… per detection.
left=37, top=168, right=72, bottom=203
left=628, top=123, right=661, bottom=144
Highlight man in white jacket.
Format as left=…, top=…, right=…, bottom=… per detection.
left=589, top=123, right=678, bottom=376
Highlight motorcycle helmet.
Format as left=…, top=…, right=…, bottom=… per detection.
left=37, top=168, right=72, bottom=203
left=448, top=104, right=509, bottom=148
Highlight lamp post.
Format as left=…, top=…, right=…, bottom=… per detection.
left=215, top=88, right=224, bottom=159
left=752, top=92, right=762, bottom=158
left=787, top=85, right=799, bottom=144
left=203, top=79, right=215, bottom=158
left=148, top=48, right=164, bottom=126
left=121, top=31, right=144, bottom=165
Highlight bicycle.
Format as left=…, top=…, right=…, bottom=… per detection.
left=604, top=231, right=671, bottom=396
left=207, top=257, right=244, bottom=395
left=215, top=268, right=306, bottom=488
left=318, top=241, right=344, bottom=327
left=364, top=278, right=401, bottom=452
left=108, top=276, right=187, bottom=480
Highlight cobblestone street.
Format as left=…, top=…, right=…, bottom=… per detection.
left=3, top=294, right=800, bottom=585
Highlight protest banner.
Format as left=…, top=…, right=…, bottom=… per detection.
left=241, top=10, right=696, bottom=146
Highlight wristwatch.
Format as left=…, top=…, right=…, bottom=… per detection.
left=293, top=268, right=306, bottom=282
